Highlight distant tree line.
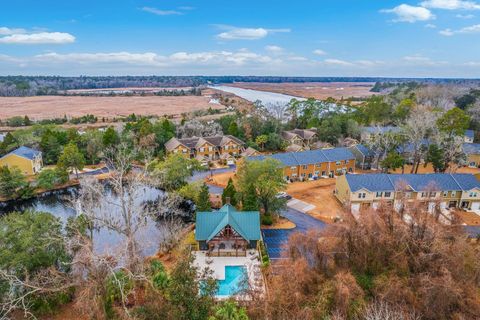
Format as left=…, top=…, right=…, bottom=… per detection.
left=2, top=75, right=480, bottom=96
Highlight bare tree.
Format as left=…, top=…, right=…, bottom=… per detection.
left=76, top=144, right=157, bottom=272
left=176, top=119, right=223, bottom=138
left=400, top=105, right=439, bottom=173
left=361, top=301, right=421, bottom=320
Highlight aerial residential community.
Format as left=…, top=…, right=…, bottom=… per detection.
left=3, top=1, right=480, bottom=320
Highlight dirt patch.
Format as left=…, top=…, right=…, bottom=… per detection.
left=389, top=164, right=480, bottom=175
left=287, top=179, right=345, bottom=222
left=227, top=82, right=376, bottom=100
left=0, top=95, right=224, bottom=121
left=262, top=216, right=296, bottom=230
left=455, top=210, right=480, bottom=226
left=206, top=171, right=236, bottom=188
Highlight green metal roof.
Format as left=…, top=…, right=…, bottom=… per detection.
left=195, top=204, right=261, bottom=242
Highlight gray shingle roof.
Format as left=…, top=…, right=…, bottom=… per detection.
left=346, top=173, right=480, bottom=192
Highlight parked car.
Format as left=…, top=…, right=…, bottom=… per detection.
left=276, top=192, right=292, bottom=200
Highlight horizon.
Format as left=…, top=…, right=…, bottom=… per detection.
left=2, top=0, right=480, bottom=77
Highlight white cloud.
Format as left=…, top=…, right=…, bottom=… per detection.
left=33, top=50, right=276, bottom=67
left=313, top=49, right=327, bottom=55
left=141, top=7, right=183, bottom=16
left=439, top=23, right=480, bottom=35
left=425, top=23, right=437, bottom=28
left=420, top=0, right=480, bottom=10
left=323, top=59, right=354, bottom=66
left=0, top=32, right=75, bottom=44
left=35, top=52, right=162, bottom=65
left=381, top=4, right=435, bottom=22
left=265, top=45, right=284, bottom=53
left=456, top=13, right=475, bottom=18
left=402, top=54, right=447, bottom=66
left=216, top=26, right=290, bottom=40
left=0, top=27, right=26, bottom=35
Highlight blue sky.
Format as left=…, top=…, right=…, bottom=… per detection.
left=1, top=0, right=480, bottom=77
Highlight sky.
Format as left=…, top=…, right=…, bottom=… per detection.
left=1, top=0, right=480, bottom=77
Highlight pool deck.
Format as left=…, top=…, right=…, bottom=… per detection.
left=193, top=250, right=260, bottom=280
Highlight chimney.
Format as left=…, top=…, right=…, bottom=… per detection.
left=225, top=197, right=231, bottom=205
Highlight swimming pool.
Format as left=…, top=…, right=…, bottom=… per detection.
left=216, top=266, right=248, bottom=297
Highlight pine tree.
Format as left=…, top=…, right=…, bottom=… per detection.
left=221, top=178, right=237, bottom=206
left=242, top=184, right=258, bottom=211
left=197, top=183, right=212, bottom=212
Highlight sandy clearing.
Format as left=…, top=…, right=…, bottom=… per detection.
left=0, top=95, right=224, bottom=120
left=286, top=179, right=345, bottom=222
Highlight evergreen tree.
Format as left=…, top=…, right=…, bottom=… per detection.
left=196, top=183, right=212, bottom=212
left=227, top=121, right=240, bottom=137
left=426, top=144, right=446, bottom=173
left=221, top=178, right=237, bottom=206
left=102, top=127, right=120, bottom=148
left=58, top=143, right=85, bottom=179
left=242, top=184, right=258, bottom=211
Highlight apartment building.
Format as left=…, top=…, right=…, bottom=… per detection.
left=165, top=135, right=245, bottom=163
left=335, top=173, right=480, bottom=214
left=248, top=148, right=355, bottom=181
left=281, top=128, right=318, bottom=148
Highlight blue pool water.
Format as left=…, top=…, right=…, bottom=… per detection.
left=216, top=266, right=248, bottom=297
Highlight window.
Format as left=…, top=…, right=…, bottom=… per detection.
left=315, top=171, right=319, bottom=175
left=308, top=173, right=313, bottom=178
left=376, top=192, right=382, bottom=198
left=358, top=193, right=366, bottom=199
left=421, top=192, right=427, bottom=198
left=451, top=191, right=456, bottom=197
left=302, top=165, right=307, bottom=169
left=322, top=171, right=326, bottom=176
left=182, top=149, right=187, bottom=154
left=290, top=166, right=297, bottom=170
left=469, top=192, right=478, bottom=197
left=345, top=160, right=348, bottom=164
left=384, top=192, right=391, bottom=197
left=200, top=147, right=205, bottom=152
left=336, top=161, right=341, bottom=165
left=405, top=192, right=412, bottom=198
left=209, top=147, right=213, bottom=151
left=429, top=192, right=436, bottom=197
left=443, top=191, right=448, bottom=197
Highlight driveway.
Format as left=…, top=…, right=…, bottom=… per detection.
left=262, top=207, right=326, bottom=260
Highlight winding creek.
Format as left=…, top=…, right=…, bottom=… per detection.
left=0, top=185, right=177, bottom=257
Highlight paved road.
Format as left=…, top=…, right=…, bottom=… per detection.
left=262, top=207, right=326, bottom=260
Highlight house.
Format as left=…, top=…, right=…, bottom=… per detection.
left=465, top=130, right=475, bottom=143
left=361, top=126, right=400, bottom=142
left=0, top=146, right=43, bottom=175
left=311, top=141, right=334, bottom=150
left=248, top=147, right=355, bottom=181
left=282, top=128, right=317, bottom=148
left=348, top=144, right=374, bottom=170
left=240, top=147, right=259, bottom=158
left=285, top=144, right=305, bottom=153
left=165, top=135, right=246, bottom=162
left=195, top=204, right=261, bottom=257
left=335, top=173, right=480, bottom=214
left=463, top=143, right=480, bottom=167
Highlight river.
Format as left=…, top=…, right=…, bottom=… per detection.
left=0, top=186, right=177, bottom=257
left=211, top=85, right=305, bottom=106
